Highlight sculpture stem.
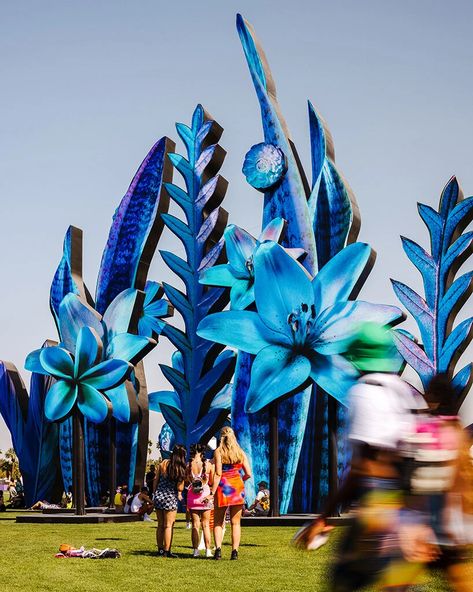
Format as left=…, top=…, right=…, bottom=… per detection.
left=73, top=410, right=86, bottom=516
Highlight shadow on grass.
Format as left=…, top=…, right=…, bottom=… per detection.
left=95, top=537, right=126, bottom=541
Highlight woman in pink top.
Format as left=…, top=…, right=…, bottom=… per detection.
left=187, top=444, right=215, bottom=558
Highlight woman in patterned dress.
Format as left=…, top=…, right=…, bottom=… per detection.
left=153, top=444, right=186, bottom=557
left=210, top=427, right=252, bottom=560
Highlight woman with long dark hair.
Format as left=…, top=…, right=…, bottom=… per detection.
left=187, top=443, right=215, bottom=558
left=210, top=427, right=251, bottom=560
left=153, top=444, right=187, bottom=557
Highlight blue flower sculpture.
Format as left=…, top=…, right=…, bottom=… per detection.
left=199, top=241, right=404, bottom=412
left=26, top=327, right=131, bottom=424
left=200, top=217, right=304, bottom=310
left=242, top=143, right=287, bottom=191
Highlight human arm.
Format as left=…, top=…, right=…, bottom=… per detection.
left=242, top=453, right=252, bottom=481
left=209, top=451, right=222, bottom=496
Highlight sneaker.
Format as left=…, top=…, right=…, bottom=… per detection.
left=193, top=549, right=200, bottom=558
left=157, top=548, right=165, bottom=557
left=214, top=547, right=222, bottom=560
left=230, top=549, right=238, bottom=561
left=143, top=514, right=153, bottom=522
left=186, top=522, right=192, bottom=529
left=205, top=549, right=213, bottom=558
left=165, top=550, right=178, bottom=558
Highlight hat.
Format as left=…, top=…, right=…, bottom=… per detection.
left=345, top=322, right=400, bottom=373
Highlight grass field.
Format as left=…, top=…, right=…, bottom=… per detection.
left=0, top=513, right=460, bottom=591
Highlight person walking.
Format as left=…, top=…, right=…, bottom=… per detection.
left=153, top=444, right=187, bottom=558
left=187, top=444, right=215, bottom=558
left=211, top=427, right=251, bottom=560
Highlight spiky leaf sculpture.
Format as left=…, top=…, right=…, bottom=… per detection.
left=392, top=177, right=473, bottom=409
left=153, top=104, right=236, bottom=449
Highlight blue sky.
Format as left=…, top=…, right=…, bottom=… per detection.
left=1, top=0, right=473, bottom=450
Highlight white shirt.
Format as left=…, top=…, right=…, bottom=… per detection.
left=349, top=373, right=425, bottom=450
left=130, top=493, right=143, bottom=513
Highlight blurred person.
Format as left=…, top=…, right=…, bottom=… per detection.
left=146, top=464, right=156, bottom=495
left=244, top=481, right=270, bottom=517
left=212, top=426, right=252, bottom=560
left=153, top=444, right=187, bottom=558
left=187, top=444, right=215, bottom=558
left=295, top=323, right=426, bottom=590
left=130, top=486, right=154, bottom=521
left=124, top=485, right=138, bottom=514
left=0, top=491, right=6, bottom=512
left=113, top=487, right=124, bottom=512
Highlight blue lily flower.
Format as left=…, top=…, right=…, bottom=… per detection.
left=138, top=281, right=174, bottom=338
left=199, top=217, right=305, bottom=310
left=198, top=241, right=404, bottom=412
left=26, top=327, right=132, bottom=423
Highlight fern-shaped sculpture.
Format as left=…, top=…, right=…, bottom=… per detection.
left=392, top=176, right=473, bottom=409
left=150, top=105, right=236, bottom=449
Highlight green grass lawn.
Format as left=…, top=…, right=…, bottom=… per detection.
left=0, top=513, right=460, bottom=591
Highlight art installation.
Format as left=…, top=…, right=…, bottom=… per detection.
left=0, top=14, right=472, bottom=516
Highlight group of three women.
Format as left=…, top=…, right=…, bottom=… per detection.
left=152, top=427, right=252, bottom=559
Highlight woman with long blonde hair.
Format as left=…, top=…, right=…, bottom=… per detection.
left=208, top=426, right=251, bottom=560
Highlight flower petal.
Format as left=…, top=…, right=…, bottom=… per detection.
left=230, top=279, right=255, bottom=310
left=105, top=382, right=137, bottom=423
left=25, top=349, right=49, bottom=375
left=312, top=243, right=374, bottom=313
left=254, top=242, right=314, bottom=333
left=80, top=358, right=131, bottom=389
left=259, top=217, right=286, bottom=242
left=144, top=281, right=165, bottom=307
left=40, top=347, right=74, bottom=380
left=44, top=381, right=77, bottom=421
left=138, top=315, right=165, bottom=338
left=199, top=264, right=237, bottom=287
left=58, top=293, right=104, bottom=355
left=313, top=301, right=405, bottom=355
left=197, top=311, right=288, bottom=354
left=224, top=224, right=257, bottom=272
left=77, top=384, right=111, bottom=423
left=310, top=354, right=358, bottom=406
left=74, top=326, right=101, bottom=377
left=149, top=390, right=181, bottom=413
left=245, top=345, right=311, bottom=413
left=172, top=351, right=184, bottom=373
left=103, top=288, right=141, bottom=344
left=106, top=333, right=156, bottom=365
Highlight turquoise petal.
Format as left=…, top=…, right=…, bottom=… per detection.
left=313, top=301, right=404, bottom=355
left=58, top=293, right=104, bottom=355
left=138, top=315, right=165, bottom=338
left=197, top=310, right=287, bottom=354
left=245, top=345, right=311, bottom=413
left=149, top=390, right=181, bottom=413
left=259, top=217, right=286, bottom=242
left=25, top=348, right=49, bottom=375
left=106, top=333, right=156, bottom=365
left=310, top=354, right=358, bottom=406
left=199, top=264, right=237, bottom=287
left=312, top=243, right=373, bottom=313
left=254, top=242, right=314, bottom=334
left=74, top=326, right=101, bottom=378
left=103, top=288, right=139, bottom=343
left=230, top=279, right=254, bottom=310
left=172, top=350, right=184, bottom=373
left=144, top=281, right=164, bottom=306
left=77, top=384, right=110, bottom=424
left=40, top=347, right=74, bottom=380
left=145, top=298, right=170, bottom=317
left=224, top=224, right=256, bottom=273
left=80, top=358, right=131, bottom=389
left=105, top=383, right=132, bottom=423
left=44, top=381, right=77, bottom=421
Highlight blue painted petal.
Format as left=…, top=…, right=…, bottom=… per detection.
left=313, top=301, right=404, bottom=355
left=310, top=354, right=358, bottom=406
left=224, top=224, right=256, bottom=273
left=102, top=288, right=139, bottom=342
left=80, top=358, right=131, bottom=389
left=145, top=298, right=170, bottom=317
left=171, top=351, right=184, bottom=373
left=199, top=264, right=237, bottom=287
left=254, top=242, right=313, bottom=334
left=245, top=345, right=311, bottom=413
left=209, top=383, right=232, bottom=411
left=106, top=333, right=156, bottom=365
left=149, top=390, right=181, bottom=413
left=44, top=381, right=77, bottom=421
left=197, top=311, right=287, bottom=354
left=144, top=281, right=164, bottom=305
left=74, top=326, right=101, bottom=378
left=230, top=279, right=255, bottom=310
left=25, top=349, right=50, bottom=375
left=313, top=243, right=374, bottom=312
left=259, top=217, right=286, bottom=242
left=138, top=315, right=165, bottom=338
left=77, top=384, right=110, bottom=424
left=58, top=293, right=104, bottom=355
left=40, top=347, right=74, bottom=380
left=105, top=383, right=132, bottom=423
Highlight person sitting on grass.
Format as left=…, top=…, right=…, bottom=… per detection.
left=130, top=486, right=154, bottom=521
left=244, top=482, right=270, bottom=517
left=0, top=491, right=6, bottom=512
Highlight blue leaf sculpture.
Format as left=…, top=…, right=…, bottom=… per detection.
left=155, top=105, right=236, bottom=449
left=392, top=177, right=473, bottom=409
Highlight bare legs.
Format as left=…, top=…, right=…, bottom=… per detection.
left=213, top=506, right=226, bottom=549
left=214, top=505, right=243, bottom=551
left=156, top=509, right=177, bottom=551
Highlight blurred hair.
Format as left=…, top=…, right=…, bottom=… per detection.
left=424, top=373, right=456, bottom=415
left=189, top=443, right=208, bottom=478
left=216, top=426, right=245, bottom=464
left=167, top=444, right=187, bottom=483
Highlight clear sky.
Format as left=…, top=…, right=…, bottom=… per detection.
left=1, top=0, right=473, bottom=451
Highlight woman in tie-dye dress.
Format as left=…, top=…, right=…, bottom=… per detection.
left=210, top=427, right=251, bottom=561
